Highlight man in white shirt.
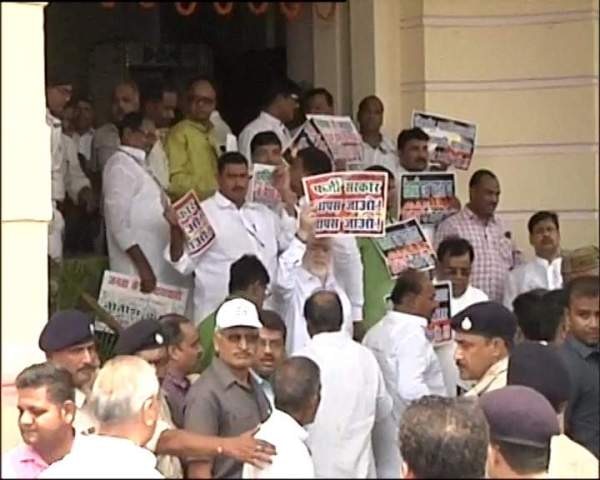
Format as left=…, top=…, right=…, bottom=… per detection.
left=275, top=208, right=354, bottom=354
left=45, top=72, right=94, bottom=262
left=288, top=146, right=366, bottom=337
left=504, top=211, right=563, bottom=309
left=164, top=151, right=296, bottom=325
left=238, top=79, right=299, bottom=161
left=252, top=310, right=288, bottom=406
left=41, top=356, right=163, bottom=479
left=104, top=112, right=188, bottom=294
left=363, top=269, right=446, bottom=426
left=92, top=80, right=140, bottom=173
left=435, top=236, right=489, bottom=396
left=243, top=357, right=321, bottom=479
left=296, top=291, right=400, bottom=478
left=357, top=95, right=398, bottom=174
left=210, top=110, right=233, bottom=154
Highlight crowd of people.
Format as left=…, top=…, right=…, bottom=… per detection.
left=3, top=66, right=599, bottom=479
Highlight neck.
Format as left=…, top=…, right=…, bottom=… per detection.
left=227, top=364, right=250, bottom=385
left=166, top=364, right=187, bottom=380
left=285, top=408, right=306, bottom=427
left=98, top=421, right=146, bottom=447
left=393, top=305, right=419, bottom=317
left=37, top=428, right=75, bottom=465
left=467, top=202, right=492, bottom=223
left=264, top=107, right=281, bottom=122
left=536, top=250, right=560, bottom=262
left=361, top=131, right=381, bottom=147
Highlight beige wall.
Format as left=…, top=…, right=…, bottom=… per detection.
left=316, top=0, right=599, bottom=259
left=1, top=1, right=50, bottom=452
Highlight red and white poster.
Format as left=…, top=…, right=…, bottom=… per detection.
left=172, top=190, right=216, bottom=257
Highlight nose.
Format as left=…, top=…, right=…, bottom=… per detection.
left=264, top=341, right=272, bottom=354
left=239, top=336, right=248, bottom=350
left=82, top=348, right=93, bottom=364
left=19, top=410, right=34, bottom=426
left=454, top=347, right=463, bottom=363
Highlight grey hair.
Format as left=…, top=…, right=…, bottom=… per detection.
left=89, top=355, right=159, bottom=424
left=273, top=357, right=321, bottom=415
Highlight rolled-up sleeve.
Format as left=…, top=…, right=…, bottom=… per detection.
left=163, top=241, right=199, bottom=276
left=103, top=161, right=139, bottom=251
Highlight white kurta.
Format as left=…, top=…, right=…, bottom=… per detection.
left=295, top=331, right=397, bottom=479
left=242, top=409, right=315, bottom=479
left=362, top=311, right=446, bottom=425
left=275, top=237, right=354, bottom=355
left=238, top=111, right=292, bottom=162
left=360, top=136, right=398, bottom=174
left=210, top=110, right=233, bottom=153
left=166, top=191, right=296, bottom=324
left=103, top=146, right=188, bottom=289
left=39, top=435, right=163, bottom=479
left=503, top=256, right=563, bottom=309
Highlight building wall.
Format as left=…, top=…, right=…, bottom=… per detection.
left=317, top=0, right=599, bottom=258
left=1, top=1, right=50, bottom=452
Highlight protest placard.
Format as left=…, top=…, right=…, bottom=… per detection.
left=302, top=171, right=388, bottom=237
left=372, top=218, right=436, bottom=277
left=400, top=172, right=459, bottom=226
left=172, top=190, right=216, bottom=257
left=412, top=111, right=477, bottom=170
left=427, top=281, right=453, bottom=346
left=250, top=163, right=281, bottom=211
left=285, top=115, right=363, bottom=171
left=97, top=270, right=189, bottom=330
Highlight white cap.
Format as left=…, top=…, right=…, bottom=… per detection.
left=215, top=298, right=262, bottom=330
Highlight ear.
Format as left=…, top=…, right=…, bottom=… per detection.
left=61, top=400, right=76, bottom=425
left=213, top=332, right=220, bottom=355
left=167, top=344, right=179, bottom=360
left=401, top=461, right=414, bottom=479
left=141, top=396, right=159, bottom=427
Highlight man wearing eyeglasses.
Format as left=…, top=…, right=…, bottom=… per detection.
left=165, top=77, right=220, bottom=202
left=184, top=297, right=273, bottom=479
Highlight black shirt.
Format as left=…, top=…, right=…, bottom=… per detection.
left=559, top=335, right=599, bottom=458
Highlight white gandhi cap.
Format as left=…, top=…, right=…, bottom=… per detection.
left=215, top=297, right=262, bottom=331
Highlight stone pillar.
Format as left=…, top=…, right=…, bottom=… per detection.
left=1, top=1, right=49, bottom=451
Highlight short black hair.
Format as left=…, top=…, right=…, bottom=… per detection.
left=141, top=79, right=177, bottom=106
left=298, top=147, right=332, bottom=176
left=302, top=88, right=334, bottom=110
left=494, top=440, right=550, bottom=475
left=436, top=237, right=475, bottom=264
left=250, top=131, right=282, bottom=154
left=159, top=314, right=192, bottom=346
left=390, top=269, right=426, bottom=305
left=399, top=396, right=489, bottom=479
left=185, top=76, right=216, bottom=94
left=304, top=290, right=343, bottom=333
left=365, top=165, right=395, bottom=182
left=513, top=289, right=549, bottom=341
left=259, top=309, right=287, bottom=342
left=118, top=111, right=144, bottom=139
left=217, top=151, right=248, bottom=175
left=228, top=254, right=270, bottom=294
left=538, top=289, right=566, bottom=342
left=397, top=128, right=430, bottom=151
left=16, top=362, right=75, bottom=404
left=469, top=169, right=498, bottom=188
left=566, top=275, right=599, bottom=306
left=528, top=211, right=559, bottom=234
left=262, top=78, right=299, bottom=109
left=357, top=95, right=383, bottom=114
left=273, top=357, right=320, bottom=416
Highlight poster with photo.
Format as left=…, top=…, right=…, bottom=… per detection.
left=427, top=281, right=453, bottom=346
left=285, top=115, right=363, bottom=171
left=172, top=190, right=216, bottom=257
left=302, top=171, right=388, bottom=237
left=412, top=111, right=477, bottom=170
left=251, top=163, right=281, bottom=211
left=373, top=218, right=436, bottom=277
left=97, top=271, right=189, bottom=330
left=400, top=172, right=459, bottom=226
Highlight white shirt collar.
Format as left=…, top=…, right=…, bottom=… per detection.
left=118, top=145, right=146, bottom=165
left=534, top=255, right=561, bottom=268
left=385, top=310, right=428, bottom=329
left=259, top=111, right=284, bottom=128
left=267, top=408, right=309, bottom=443
left=46, top=109, right=61, bottom=128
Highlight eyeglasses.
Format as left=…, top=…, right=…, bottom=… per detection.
left=220, top=331, right=259, bottom=345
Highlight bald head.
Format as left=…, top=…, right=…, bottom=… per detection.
left=273, top=357, right=321, bottom=425
left=304, top=290, right=343, bottom=336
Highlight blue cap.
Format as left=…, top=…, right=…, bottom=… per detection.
left=451, top=301, right=517, bottom=343
left=39, top=310, right=95, bottom=353
left=114, top=319, right=171, bottom=355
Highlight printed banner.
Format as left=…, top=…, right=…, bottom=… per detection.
left=400, top=172, right=458, bottom=226
left=302, top=171, right=388, bottom=237
left=97, top=270, right=189, bottom=330
left=172, top=190, right=216, bottom=257
left=412, top=111, right=477, bottom=170
left=251, top=163, right=281, bottom=211
left=373, top=218, right=436, bottom=277
left=427, top=281, right=453, bottom=346
left=285, top=115, right=363, bottom=171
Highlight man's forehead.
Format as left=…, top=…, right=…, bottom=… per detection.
left=59, top=340, right=97, bottom=354
left=259, top=327, right=284, bottom=340
left=17, top=386, right=51, bottom=404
